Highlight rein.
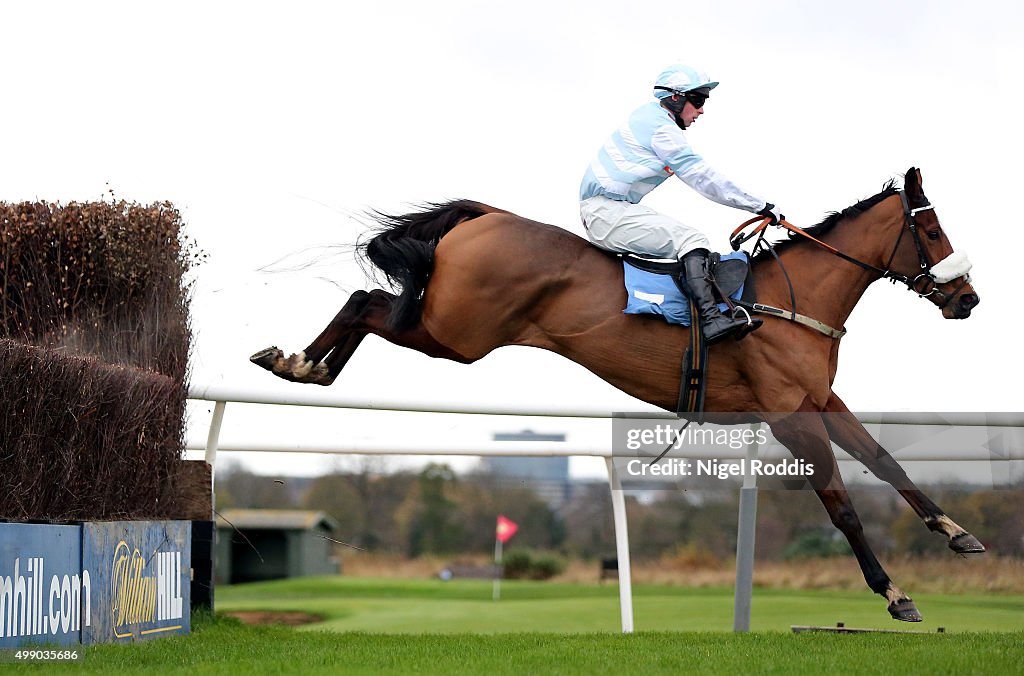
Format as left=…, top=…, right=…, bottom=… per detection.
left=728, top=190, right=971, bottom=337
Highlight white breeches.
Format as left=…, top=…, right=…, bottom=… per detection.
left=580, top=195, right=709, bottom=260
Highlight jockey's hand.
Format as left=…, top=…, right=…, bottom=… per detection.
left=757, top=203, right=784, bottom=225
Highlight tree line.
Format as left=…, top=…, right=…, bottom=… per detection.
left=215, top=461, right=1024, bottom=561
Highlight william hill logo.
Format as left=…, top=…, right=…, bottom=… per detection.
left=110, top=541, right=184, bottom=638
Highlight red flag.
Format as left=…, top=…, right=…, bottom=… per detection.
left=496, top=515, right=519, bottom=543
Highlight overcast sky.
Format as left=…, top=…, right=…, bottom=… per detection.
left=2, top=1, right=1021, bottom=478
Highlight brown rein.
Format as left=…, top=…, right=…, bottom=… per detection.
left=728, top=215, right=854, bottom=339
left=732, top=216, right=853, bottom=260
left=726, top=197, right=964, bottom=335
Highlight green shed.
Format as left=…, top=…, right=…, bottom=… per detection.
left=216, top=509, right=341, bottom=584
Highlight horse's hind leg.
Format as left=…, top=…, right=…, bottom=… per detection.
left=251, top=290, right=374, bottom=385
left=251, top=289, right=472, bottom=385
left=320, top=289, right=473, bottom=375
left=769, top=399, right=922, bottom=621
left=822, top=392, right=985, bottom=554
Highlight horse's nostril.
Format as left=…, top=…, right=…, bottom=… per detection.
left=960, top=294, right=979, bottom=310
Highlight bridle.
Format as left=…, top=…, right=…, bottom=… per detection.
left=731, top=191, right=972, bottom=310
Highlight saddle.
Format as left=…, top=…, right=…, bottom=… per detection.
left=621, top=251, right=756, bottom=325
left=618, top=251, right=758, bottom=419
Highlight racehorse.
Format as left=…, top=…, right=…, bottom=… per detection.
left=252, top=167, right=983, bottom=621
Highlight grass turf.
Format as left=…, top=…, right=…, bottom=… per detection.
left=217, top=577, right=1024, bottom=634
left=6, top=612, right=1023, bottom=675
left=6, top=580, right=1023, bottom=674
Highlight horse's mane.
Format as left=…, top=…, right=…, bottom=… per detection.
left=752, top=179, right=900, bottom=262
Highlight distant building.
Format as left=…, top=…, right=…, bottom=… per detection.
left=482, top=430, right=572, bottom=506
left=216, top=509, right=341, bottom=584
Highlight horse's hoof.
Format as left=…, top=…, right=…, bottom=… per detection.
left=250, top=346, right=283, bottom=371
left=288, top=351, right=314, bottom=378
left=887, top=598, right=923, bottom=622
left=304, top=363, right=335, bottom=386
left=950, top=532, right=986, bottom=554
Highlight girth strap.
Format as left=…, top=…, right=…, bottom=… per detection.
left=676, top=297, right=709, bottom=420
left=736, top=300, right=846, bottom=339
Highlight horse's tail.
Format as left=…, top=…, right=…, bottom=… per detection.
left=361, top=200, right=492, bottom=331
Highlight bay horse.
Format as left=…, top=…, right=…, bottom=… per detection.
left=252, top=167, right=983, bottom=621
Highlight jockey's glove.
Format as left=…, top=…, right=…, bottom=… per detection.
left=758, top=203, right=784, bottom=225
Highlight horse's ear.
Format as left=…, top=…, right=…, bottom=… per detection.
left=905, top=167, right=923, bottom=197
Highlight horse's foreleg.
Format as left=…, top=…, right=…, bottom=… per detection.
left=769, top=399, right=922, bottom=622
left=822, top=392, right=985, bottom=554
left=251, top=289, right=472, bottom=385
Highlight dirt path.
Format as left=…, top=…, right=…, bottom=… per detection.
left=225, top=610, right=323, bottom=626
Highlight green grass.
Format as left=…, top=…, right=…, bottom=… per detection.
left=216, top=577, right=1024, bottom=634
left=6, top=612, right=1023, bottom=675
left=6, top=580, right=1024, bottom=674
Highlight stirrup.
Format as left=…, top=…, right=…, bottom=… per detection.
left=732, top=306, right=753, bottom=326
left=701, top=314, right=750, bottom=343
left=730, top=307, right=763, bottom=340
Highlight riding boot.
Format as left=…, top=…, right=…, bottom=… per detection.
left=679, top=249, right=760, bottom=343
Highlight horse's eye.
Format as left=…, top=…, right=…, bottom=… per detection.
left=926, top=230, right=940, bottom=241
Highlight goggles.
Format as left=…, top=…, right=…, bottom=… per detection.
left=685, top=92, right=708, bottom=109
left=654, top=86, right=710, bottom=109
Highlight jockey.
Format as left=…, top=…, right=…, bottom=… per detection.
left=579, top=63, right=783, bottom=343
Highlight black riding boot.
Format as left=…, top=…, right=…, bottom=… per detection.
left=679, top=249, right=759, bottom=343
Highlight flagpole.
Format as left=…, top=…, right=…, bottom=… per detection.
left=493, top=514, right=517, bottom=601
left=492, top=537, right=503, bottom=601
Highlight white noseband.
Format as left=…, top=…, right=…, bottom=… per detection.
left=929, top=251, right=972, bottom=283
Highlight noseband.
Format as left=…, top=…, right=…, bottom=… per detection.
left=884, top=191, right=973, bottom=309
left=731, top=191, right=972, bottom=310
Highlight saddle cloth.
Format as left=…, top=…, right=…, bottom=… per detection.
left=622, top=251, right=752, bottom=326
